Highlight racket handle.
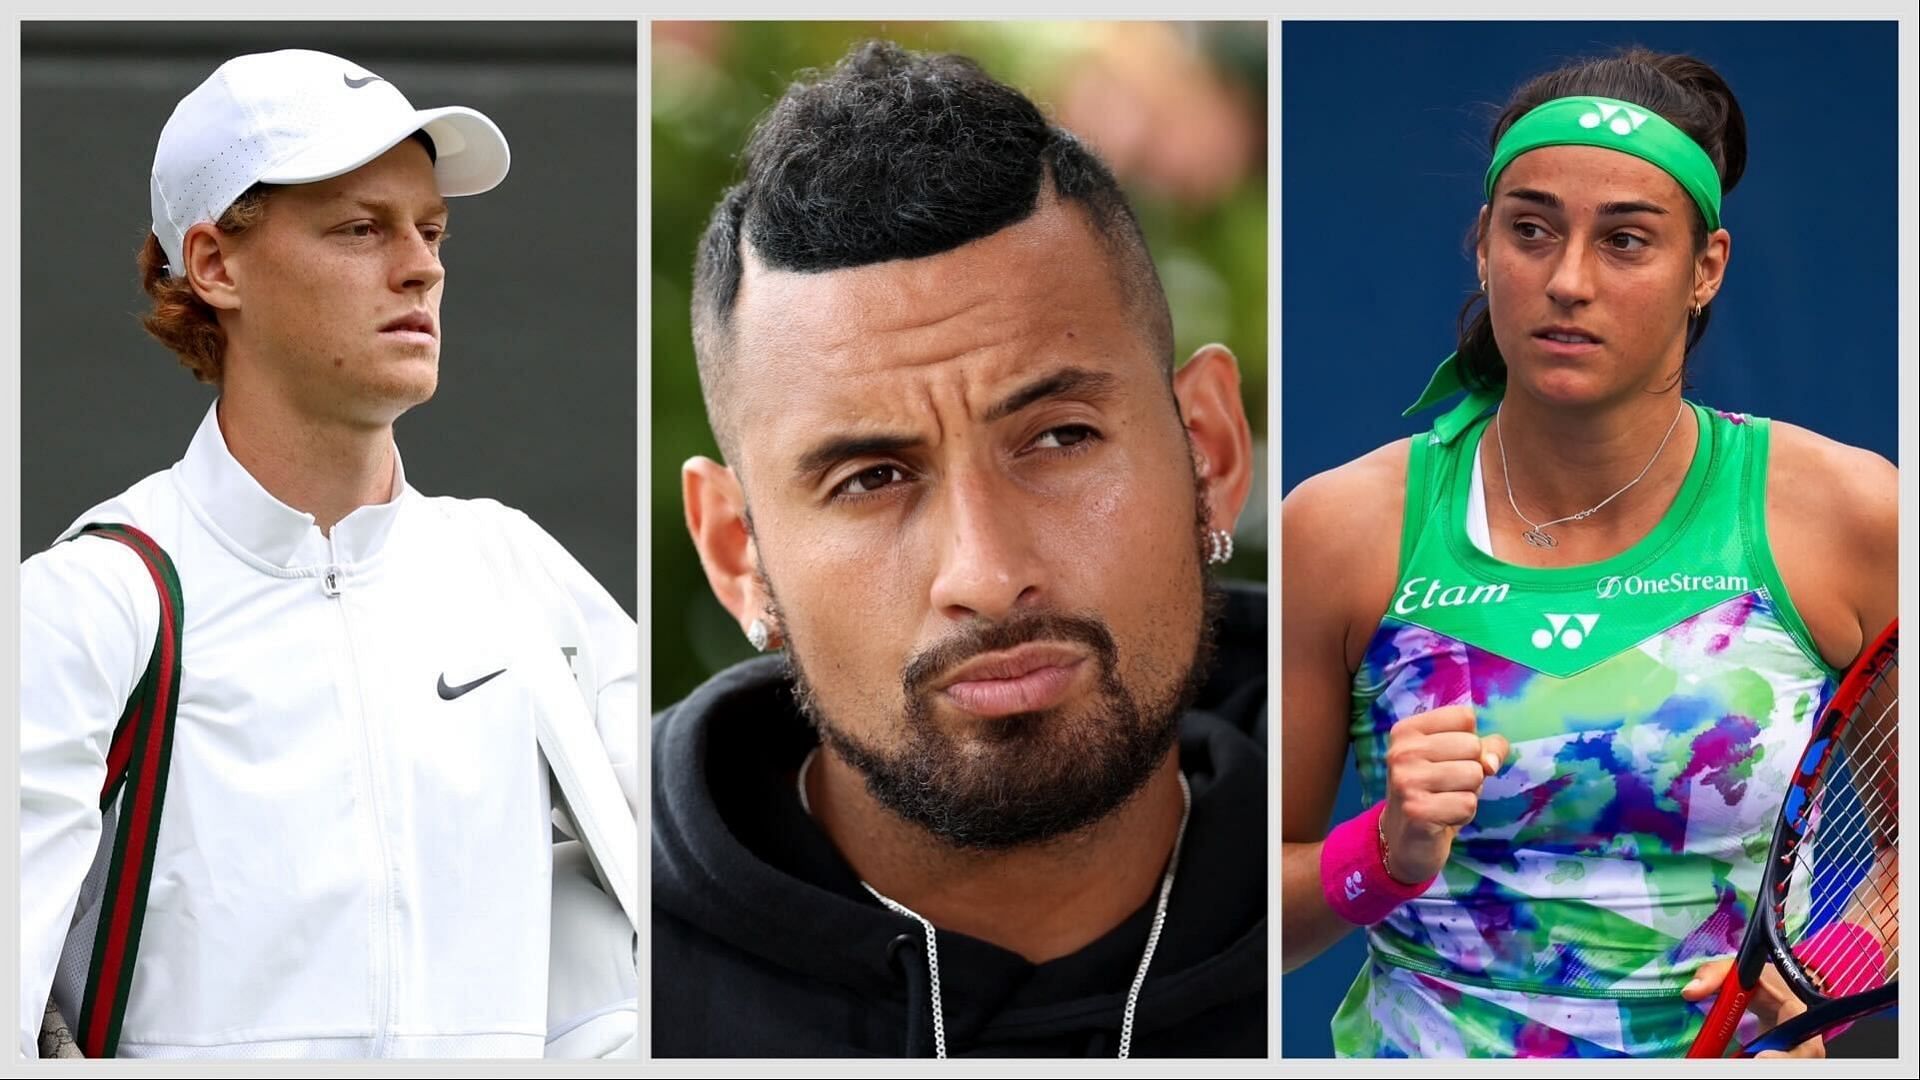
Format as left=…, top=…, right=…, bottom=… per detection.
left=1688, top=980, right=1752, bottom=1058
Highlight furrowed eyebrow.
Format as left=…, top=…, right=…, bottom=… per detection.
left=793, top=432, right=922, bottom=482
left=983, top=367, right=1121, bottom=423
left=791, top=367, right=1121, bottom=482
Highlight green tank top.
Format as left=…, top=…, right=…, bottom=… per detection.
left=1335, top=403, right=1836, bottom=1055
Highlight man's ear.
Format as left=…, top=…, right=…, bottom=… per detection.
left=182, top=222, right=243, bottom=312
left=683, top=456, right=779, bottom=647
left=1172, top=343, right=1255, bottom=529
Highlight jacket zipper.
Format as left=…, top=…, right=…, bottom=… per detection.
left=327, top=536, right=398, bottom=1054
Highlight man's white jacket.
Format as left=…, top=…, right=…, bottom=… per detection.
left=19, top=406, right=637, bottom=1058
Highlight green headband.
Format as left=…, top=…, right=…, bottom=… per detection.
left=1485, top=95, right=1723, bottom=231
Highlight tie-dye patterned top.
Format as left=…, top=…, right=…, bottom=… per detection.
left=1332, top=403, right=1838, bottom=1057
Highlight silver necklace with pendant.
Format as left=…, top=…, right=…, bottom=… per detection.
left=1495, top=400, right=1685, bottom=549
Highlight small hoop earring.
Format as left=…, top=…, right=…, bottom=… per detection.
left=1206, top=529, right=1234, bottom=566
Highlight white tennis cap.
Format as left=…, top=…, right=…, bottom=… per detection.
left=150, top=49, right=511, bottom=274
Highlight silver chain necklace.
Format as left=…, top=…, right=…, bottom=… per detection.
left=795, top=748, right=1191, bottom=1059
left=1495, top=400, right=1685, bottom=549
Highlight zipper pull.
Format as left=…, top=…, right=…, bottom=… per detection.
left=323, top=530, right=342, bottom=597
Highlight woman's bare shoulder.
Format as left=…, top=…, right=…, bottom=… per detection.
left=1282, top=437, right=1414, bottom=553
left=1282, top=438, right=1416, bottom=656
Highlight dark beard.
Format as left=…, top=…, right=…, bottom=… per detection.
left=772, top=520, right=1224, bottom=852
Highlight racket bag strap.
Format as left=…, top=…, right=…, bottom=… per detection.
left=62, top=523, right=186, bottom=1058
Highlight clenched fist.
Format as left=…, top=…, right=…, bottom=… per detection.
left=1380, top=705, right=1508, bottom=884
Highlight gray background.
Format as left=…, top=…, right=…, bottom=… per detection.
left=19, top=22, right=637, bottom=613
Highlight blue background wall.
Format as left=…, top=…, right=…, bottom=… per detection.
left=1280, top=21, right=1899, bottom=1057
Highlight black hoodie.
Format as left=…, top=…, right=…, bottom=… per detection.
left=651, top=582, right=1268, bottom=1057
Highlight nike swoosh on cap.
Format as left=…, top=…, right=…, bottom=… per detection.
left=438, top=669, right=507, bottom=700
left=343, top=73, right=385, bottom=89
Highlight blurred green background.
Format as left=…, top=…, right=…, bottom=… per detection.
left=652, top=20, right=1268, bottom=706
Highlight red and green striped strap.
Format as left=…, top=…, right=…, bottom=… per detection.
left=64, top=523, right=184, bottom=1059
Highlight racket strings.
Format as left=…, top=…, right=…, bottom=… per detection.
left=1782, top=659, right=1899, bottom=1000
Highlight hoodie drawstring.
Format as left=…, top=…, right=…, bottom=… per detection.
left=874, top=895, right=946, bottom=1057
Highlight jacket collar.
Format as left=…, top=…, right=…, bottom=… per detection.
left=172, top=401, right=410, bottom=570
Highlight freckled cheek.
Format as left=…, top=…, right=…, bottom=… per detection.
left=263, top=264, right=359, bottom=342
left=1619, top=281, right=1683, bottom=340
left=1486, top=253, right=1547, bottom=344
left=1487, top=248, right=1538, bottom=295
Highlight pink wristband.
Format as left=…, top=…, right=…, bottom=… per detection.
left=1320, top=801, right=1436, bottom=926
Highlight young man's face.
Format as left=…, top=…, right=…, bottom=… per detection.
left=723, top=198, right=1219, bottom=847
left=222, top=138, right=449, bottom=427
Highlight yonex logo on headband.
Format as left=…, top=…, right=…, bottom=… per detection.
left=1579, top=102, right=1649, bottom=136
left=1485, top=95, right=1724, bottom=231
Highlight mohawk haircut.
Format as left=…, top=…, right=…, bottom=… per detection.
left=689, top=40, right=1174, bottom=459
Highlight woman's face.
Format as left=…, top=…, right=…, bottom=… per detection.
left=1477, top=144, right=1729, bottom=407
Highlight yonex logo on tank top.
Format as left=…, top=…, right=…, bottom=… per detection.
left=1597, top=571, right=1751, bottom=600
left=1580, top=101, right=1650, bottom=136
left=1532, top=613, right=1599, bottom=650
left=1392, top=576, right=1512, bottom=616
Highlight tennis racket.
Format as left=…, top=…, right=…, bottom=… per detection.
left=1686, top=619, right=1898, bottom=1057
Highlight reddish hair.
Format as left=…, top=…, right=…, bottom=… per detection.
left=137, top=184, right=273, bottom=383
